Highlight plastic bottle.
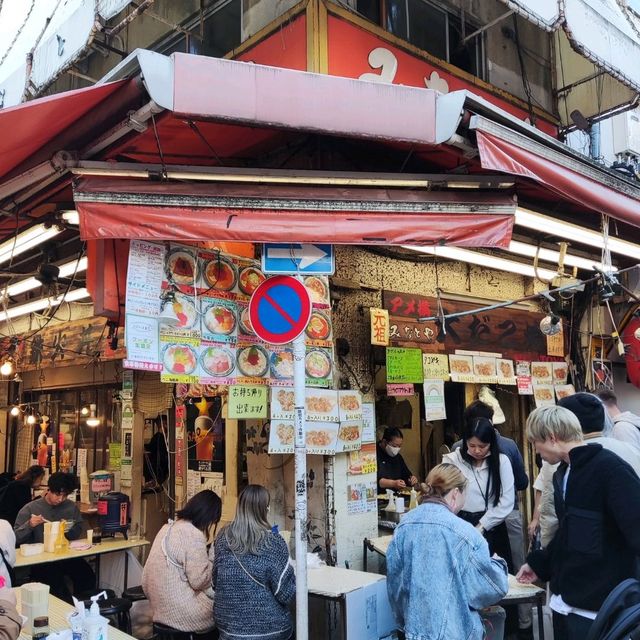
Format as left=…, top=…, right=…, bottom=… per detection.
left=68, top=598, right=85, bottom=640
left=55, top=520, right=68, bottom=554
left=409, top=488, right=418, bottom=510
left=84, top=592, right=109, bottom=640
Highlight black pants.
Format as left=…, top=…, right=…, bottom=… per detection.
left=31, top=558, right=95, bottom=603
left=552, top=612, right=594, bottom=640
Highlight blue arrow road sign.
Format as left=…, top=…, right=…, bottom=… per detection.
left=262, top=243, right=335, bottom=275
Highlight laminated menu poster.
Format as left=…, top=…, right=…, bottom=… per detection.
left=348, top=443, right=377, bottom=475
left=126, top=240, right=165, bottom=317
left=531, top=362, right=553, bottom=385
left=305, top=347, right=333, bottom=388
left=306, top=422, right=339, bottom=455
left=496, top=359, right=517, bottom=385
left=423, top=380, right=446, bottom=421
left=422, top=353, right=450, bottom=380
left=335, top=421, right=363, bottom=453
left=555, top=384, right=575, bottom=400
left=186, top=396, right=225, bottom=473
left=268, top=420, right=294, bottom=454
left=338, top=390, right=363, bottom=422
left=552, top=362, right=569, bottom=385
left=160, top=334, right=200, bottom=383
left=473, top=356, right=497, bottom=384
left=533, top=384, right=555, bottom=407
left=347, top=481, right=377, bottom=515
left=361, top=403, right=376, bottom=443
left=124, top=314, right=162, bottom=371
left=449, top=354, right=475, bottom=383
left=306, top=389, right=340, bottom=423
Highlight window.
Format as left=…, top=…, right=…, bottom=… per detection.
left=354, top=0, right=486, bottom=79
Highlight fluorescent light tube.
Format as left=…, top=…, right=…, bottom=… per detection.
left=0, top=224, right=63, bottom=266
left=401, top=245, right=557, bottom=280
left=515, top=207, right=640, bottom=261
left=506, top=240, right=616, bottom=272
left=4, top=256, right=88, bottom=297
left=0, top=288, right=90, bottom=321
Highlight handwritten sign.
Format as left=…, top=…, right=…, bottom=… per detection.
left=228, top=385, right=268, bottom=419
left=387, top=383, right=414, bottom=396
left=370, top=308, right=389, bottom=346
left=422, top=353, right=450, bottom=380
left=547, top=324, right=565, bottom=357
left=386, top=347, right=424, bottom=383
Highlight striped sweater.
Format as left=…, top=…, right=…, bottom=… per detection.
left=213, top=531, right=295, bottom=640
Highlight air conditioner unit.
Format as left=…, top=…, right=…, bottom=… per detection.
left=611, top=109, right=640, bottom=156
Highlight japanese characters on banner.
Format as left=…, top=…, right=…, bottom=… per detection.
left=123, top=241, right=336, bottom=388
left=370, top=308, right=389, bottom=346
left=267, top=389, right=364, bottom=455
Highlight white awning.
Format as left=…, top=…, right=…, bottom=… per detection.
left=499, top=0, right=640, bottom=128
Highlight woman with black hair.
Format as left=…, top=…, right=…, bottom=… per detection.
left=0, top=465, right=44, bottom=526
left=143, top=490, right=222, bottom=634
left=442, top=417, right=515, bottom=569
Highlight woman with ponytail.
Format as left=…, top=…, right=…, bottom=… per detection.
left=443, top=416, right=515, bottom=569
left=387, top=464, right=508, bottom=640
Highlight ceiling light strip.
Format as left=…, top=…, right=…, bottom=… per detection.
left=401, top=245, right=558, bottom=280
left=4, top=256, right=88, bottom=297
left=0, top=224, right=63, bottom=266
left=0, top=288, right=90, bottom=321
left=515, top=207, right=640, bottom=261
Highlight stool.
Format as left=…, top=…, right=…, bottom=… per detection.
left=123, top=585, right=146, bottom=602
left=84, top=597, right=132, bottom=634
left=152, top=622, right=219, bottom=640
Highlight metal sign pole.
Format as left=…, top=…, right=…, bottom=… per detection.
left=293, top=325, right=308, bottom=640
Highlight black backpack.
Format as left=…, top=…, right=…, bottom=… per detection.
left=586, top=579, right=640, bottom=640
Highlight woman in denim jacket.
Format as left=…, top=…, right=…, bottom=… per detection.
left=387, top=464, right=508, bottom=640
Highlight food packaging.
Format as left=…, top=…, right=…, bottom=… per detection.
left=20, top=543, right=44, bottom=556
left=43, top=521, right=60, bottom=553
left=21, top=582, right=49, bottom=635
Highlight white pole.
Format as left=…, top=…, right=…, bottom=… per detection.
left=293, top=320, right=308, bottom=640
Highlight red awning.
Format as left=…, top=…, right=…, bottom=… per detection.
left=475, top=124, right=640, bottom=228
left=74, top=177, right=515, bottom=247
left=0, top=80, right=129, bottom=181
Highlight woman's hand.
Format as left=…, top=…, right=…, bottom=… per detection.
left=527, top=517, right=539, bottom=539
left=516, top=563, right=539, bottom=584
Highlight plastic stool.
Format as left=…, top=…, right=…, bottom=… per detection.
left=123, top=585, right=146, bottom=602
left=152, top=622, right=219, bottom=640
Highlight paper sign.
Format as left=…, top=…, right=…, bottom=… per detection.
left=347, top=481, right=377, bottom=514
left=533, top=384, right=555, bottom=407
left=517, top=376, right=533, bottom=395
left=348, top=442, right=377, bottom=475
left=370, top=308, right=390, bottom=346
left=108, top=443, right=121, bottom=470
left=424, top=380, right=446, bottom=421
left=361, top=403, right=376, bottom=443
left=306, top=389, right=340, bottom=422
left=422, top=353, right=450, bottom=380
left=335, top=421, right=363, bottom=453
left=516, top=361, right=531, bottom=377
left=386, top=347, right=424, bottom=383
left=555, top=384, right=575, bottom=400
left=228, top=385, right=268, bottom=419
left=387, top=383, right=414, bottom=396
left=473, top=355, right=497, bottom=383
left=496, top=359, right=516, bottom=385
left=449, top=354, right=475, bottom=383
left=120, top=458, right=132, bottom=481
left=531, top=362, right=553, bottom=385
left=547, top=324, right=564, bottom=357
left=305, top=421, right=338, bottom=455
left=125, top=240, right=165, bottom=317
left=338, top=390, right=363, bottom=421
left=552, top=362, right=568, bottom=385
left=270, top=387, right=294, bottom=421
left=268, top=420, right=294, bottom=454
left=125, top=314, right=162, bottom=371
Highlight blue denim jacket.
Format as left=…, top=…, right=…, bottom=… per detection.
left=386, top=502, right=508, bottom=640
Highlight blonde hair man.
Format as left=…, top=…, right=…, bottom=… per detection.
left=517, top=406, right=640, bottom=640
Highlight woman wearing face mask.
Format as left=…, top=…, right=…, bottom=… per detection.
left=377, top=427, right=418, bottom=490
left=442, top=417, right=515, bottom=569
left=386, top=463, right=508, bottom=640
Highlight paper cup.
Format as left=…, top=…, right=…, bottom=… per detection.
left=86, top=529, right=93, bottom=545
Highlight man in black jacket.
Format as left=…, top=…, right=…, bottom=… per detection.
left=516, top=405, right=640, bottom=640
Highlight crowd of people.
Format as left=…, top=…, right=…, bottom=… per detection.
left=382, top=390, right=640, bottom=640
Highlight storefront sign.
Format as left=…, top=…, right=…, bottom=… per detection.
left=370, top=308, right=389, bottom=346
left=386, top=347, right=424, bottom=383
left=547, top=324, right=565, bottom=357
left=424, top=380, right=446, bottom=421
left=8, top=316, right=125, bottom=372
left=383, top=290, right=547, bottom=360
left=228, top=385, right=268, bottom=419
left=387, top=383, right=414, bottom=397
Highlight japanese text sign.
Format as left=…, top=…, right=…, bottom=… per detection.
left=228, top=385, right=268, bottom=419
left=386, top=347, right=424, bottom=383
left=422, top=353, right=450, bottom=380
left=370, top=308, right=389, bottom=346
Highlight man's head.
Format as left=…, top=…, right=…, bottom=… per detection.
left=558, top=392, right=605, bottom=434
left=380, top=426, right=403, bottom=457
left=526, top=405, right=584, bottom=464
left=44, top=472, right=77, bottom=506
left=596, top=389, right=622, bottom=418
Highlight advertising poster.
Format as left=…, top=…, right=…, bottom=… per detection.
left=186, top=396, right=225, bottom=473
left=423, top=380, right=446, bottom=421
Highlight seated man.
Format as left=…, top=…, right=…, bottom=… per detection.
left=14, top=472, right=94, bottom=603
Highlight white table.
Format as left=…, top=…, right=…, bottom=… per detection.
left=16, top=538, right=149, bottom=592
left=15, top=589, right=136, bottom=640
left=363, top=535, right=547, bottom=639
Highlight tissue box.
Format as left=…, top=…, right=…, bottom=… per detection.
left=20, top=543, right=44, bottom=556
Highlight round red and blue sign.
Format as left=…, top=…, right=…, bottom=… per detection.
left=248, top=275, right=312, bottom=345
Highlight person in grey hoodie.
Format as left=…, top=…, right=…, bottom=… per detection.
left=596, top=389, right=640, bottom=451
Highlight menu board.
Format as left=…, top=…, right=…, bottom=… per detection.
left=496, top=359, right=516, bottom=385
left=531, top=362, right=553, bottom=385
left=338, top=390, right=363, bottom=422
left=533, top=384, right=555, bottom=407
left=348, top=443, right=377, bottom=475
left=386, top=347, right=424, bottom=383
left=449, top=354, right=474, bottom=383
left=422, top=353, right=450, bottom=380
left=122, top=241, right=336, bottom=386
left=335, top=421, right=363, bottom=453
left=306, top=389, right=340, bottom=423
left=473, top=355, right=497, bottom=384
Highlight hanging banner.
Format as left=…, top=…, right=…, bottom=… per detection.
left=370, top=308, right=390, bottom=346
